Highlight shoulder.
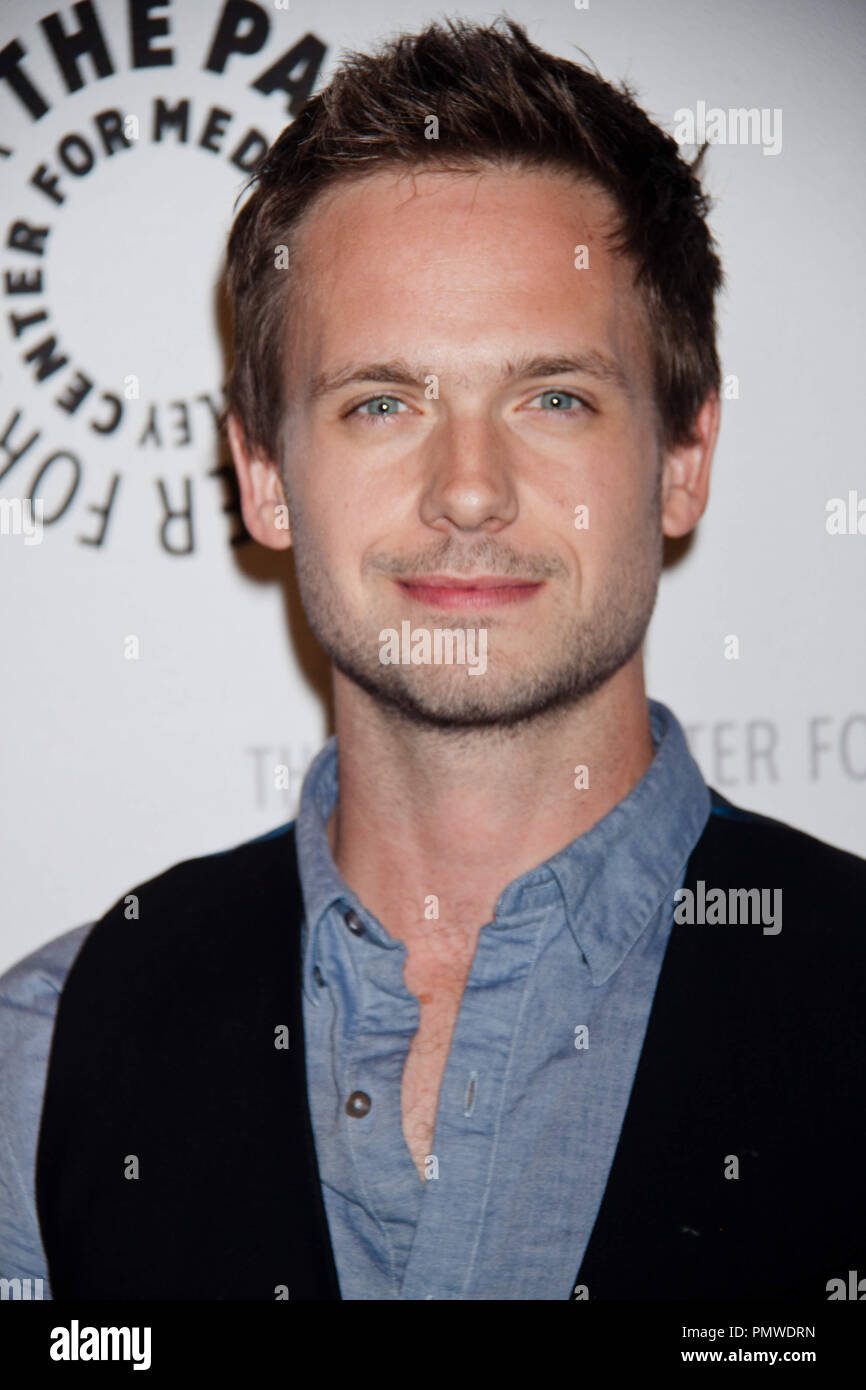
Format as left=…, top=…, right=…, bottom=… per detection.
left=0, top=923, right=94, bottom=1031
left=61, top=820, right=301, bottom=990
left=0, top=821, right=299, bottom=1030
left=697, top=788, right=866, bottom=947
left=124, top=818, right=298, bottom=902
left=704, top=786, right=866, bottom=881
left=131, top=818, right=298, bottom=912
left=0, top=921, right=96, bottom=1133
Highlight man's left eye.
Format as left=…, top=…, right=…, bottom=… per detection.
left=526, top=390, right=586, bottom=412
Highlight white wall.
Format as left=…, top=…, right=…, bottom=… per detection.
left=2, top=0, right=864, bottom=974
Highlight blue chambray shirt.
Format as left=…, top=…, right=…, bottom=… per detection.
left=0, top=699, right=709, bottom=1299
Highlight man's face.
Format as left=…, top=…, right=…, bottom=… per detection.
left=274, top=164, right=668, bottom=729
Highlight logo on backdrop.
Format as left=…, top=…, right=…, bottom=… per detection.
left=0, top=0, right=328, bottom=554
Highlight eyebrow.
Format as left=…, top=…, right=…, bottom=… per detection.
left=307, top=350, right=632, bottom=402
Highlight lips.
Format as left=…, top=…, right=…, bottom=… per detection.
left=403, top=575, right=530, bottom=589
left=395, top=575, right=543, bottom=610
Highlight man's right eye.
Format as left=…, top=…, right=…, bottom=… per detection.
left=348, top=395, right=410, bottom=421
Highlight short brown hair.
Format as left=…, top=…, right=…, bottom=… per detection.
left=224, top=15, right=723, bottom=461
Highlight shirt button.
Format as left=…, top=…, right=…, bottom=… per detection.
left=345, top=1090, right=372, bottom=1118
left=343, top=908, right=365, bottom=936
left=313, top=965, right=326, bottom=988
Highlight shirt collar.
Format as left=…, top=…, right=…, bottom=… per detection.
left=496, top=700, right=710, bottom=984
left=294, top=699, right=710, bottom=998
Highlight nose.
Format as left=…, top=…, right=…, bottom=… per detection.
left=418, top=414, right=519, bottom=534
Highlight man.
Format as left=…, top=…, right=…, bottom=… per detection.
left=1, top=17, right=864, bottom=1302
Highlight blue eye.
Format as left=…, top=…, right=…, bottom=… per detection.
left=351, top=395, right=409, bottom=420
left=531, top=390, right=585, bottom=412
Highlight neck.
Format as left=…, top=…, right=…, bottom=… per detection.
left=326, top=655, right=655, bottom=950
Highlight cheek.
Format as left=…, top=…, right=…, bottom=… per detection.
left=562, top=463, right=657, bottom=575
left=299, top=451, right=361, bottom=542
left=562, top=456, right=635, bottom=542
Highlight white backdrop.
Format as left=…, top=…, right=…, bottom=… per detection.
left=2, top=0, right=864, bottom=975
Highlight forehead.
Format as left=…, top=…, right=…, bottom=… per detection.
left=286, top=164, right=651, bottom=388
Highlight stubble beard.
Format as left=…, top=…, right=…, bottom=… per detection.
left=287, top=502, right=664, bottom=735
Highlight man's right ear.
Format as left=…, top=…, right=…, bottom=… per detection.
left=226, top=413, right=293, bottom=551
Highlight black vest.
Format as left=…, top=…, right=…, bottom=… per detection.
left=36, top=791, right=866, bottom=1299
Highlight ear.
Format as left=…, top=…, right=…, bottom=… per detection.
left=660, top=392, right=721, bottom=539
left=226, top=413, right=292, bottom=550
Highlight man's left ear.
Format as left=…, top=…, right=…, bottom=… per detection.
left=660, top=392, right=721, bottom=539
